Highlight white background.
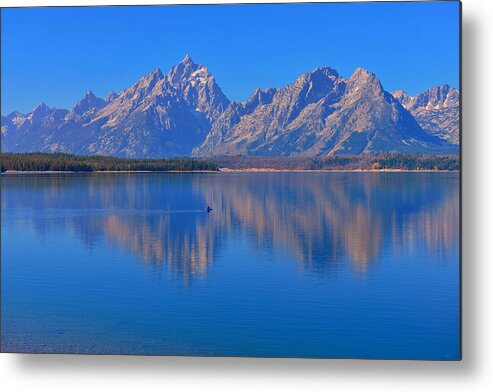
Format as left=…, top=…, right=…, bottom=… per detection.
left=0, top=0, right=491, bottom=391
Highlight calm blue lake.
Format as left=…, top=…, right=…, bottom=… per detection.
left=1, top=172, right=459, bottom=359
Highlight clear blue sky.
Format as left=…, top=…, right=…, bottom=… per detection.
left=1, top=1, right=459, bottom=114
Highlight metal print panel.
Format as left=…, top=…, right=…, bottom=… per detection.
left=0, top=1, right=461, bottom=359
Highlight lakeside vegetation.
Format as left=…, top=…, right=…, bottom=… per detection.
left=0, top=152, right=459, bottom=173
left=0, top=153, right=219, bottom=172
left=211, top=153, right=460, bottom=171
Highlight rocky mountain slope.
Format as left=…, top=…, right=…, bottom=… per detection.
left=2, top=56, right=229, bottom=158
left=194, top=67, right=453, bottom=156
left=2, top=56, right=459, bottom=157
left=392, top=85, right=459, bottom=144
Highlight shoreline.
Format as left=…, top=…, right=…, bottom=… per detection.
left=1, top=168, right=460, bottom=174
left=1, top=170, right=219, bottom=174
left=218, top=168, right=459, bottom=173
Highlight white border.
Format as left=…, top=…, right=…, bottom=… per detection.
left=2, top=1, right=493, bottom=391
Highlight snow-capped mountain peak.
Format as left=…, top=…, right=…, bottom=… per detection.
left=71, top=91, right=106, bottom=116
left=392, top=84, right=459, bottom=144
left=2, top=59, right=459, bottom=158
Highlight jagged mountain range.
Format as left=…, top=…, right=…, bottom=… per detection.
left=392, top=85, right=459, bottom=145
left=1, top=55, right=459, bottom=158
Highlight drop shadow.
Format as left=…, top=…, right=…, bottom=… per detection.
left=460, top=5, right=480, bottom=376
left=6, top=353, right=470, bottom=378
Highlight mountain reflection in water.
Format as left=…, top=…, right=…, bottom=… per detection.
left=2, top=172, right=458, bottom=282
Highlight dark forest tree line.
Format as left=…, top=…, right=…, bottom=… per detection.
left=0, top=153, right=219, bottom=172
left=0, top=152, right=459, bottom=173
left=211, top=152, right=460, bottom=171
